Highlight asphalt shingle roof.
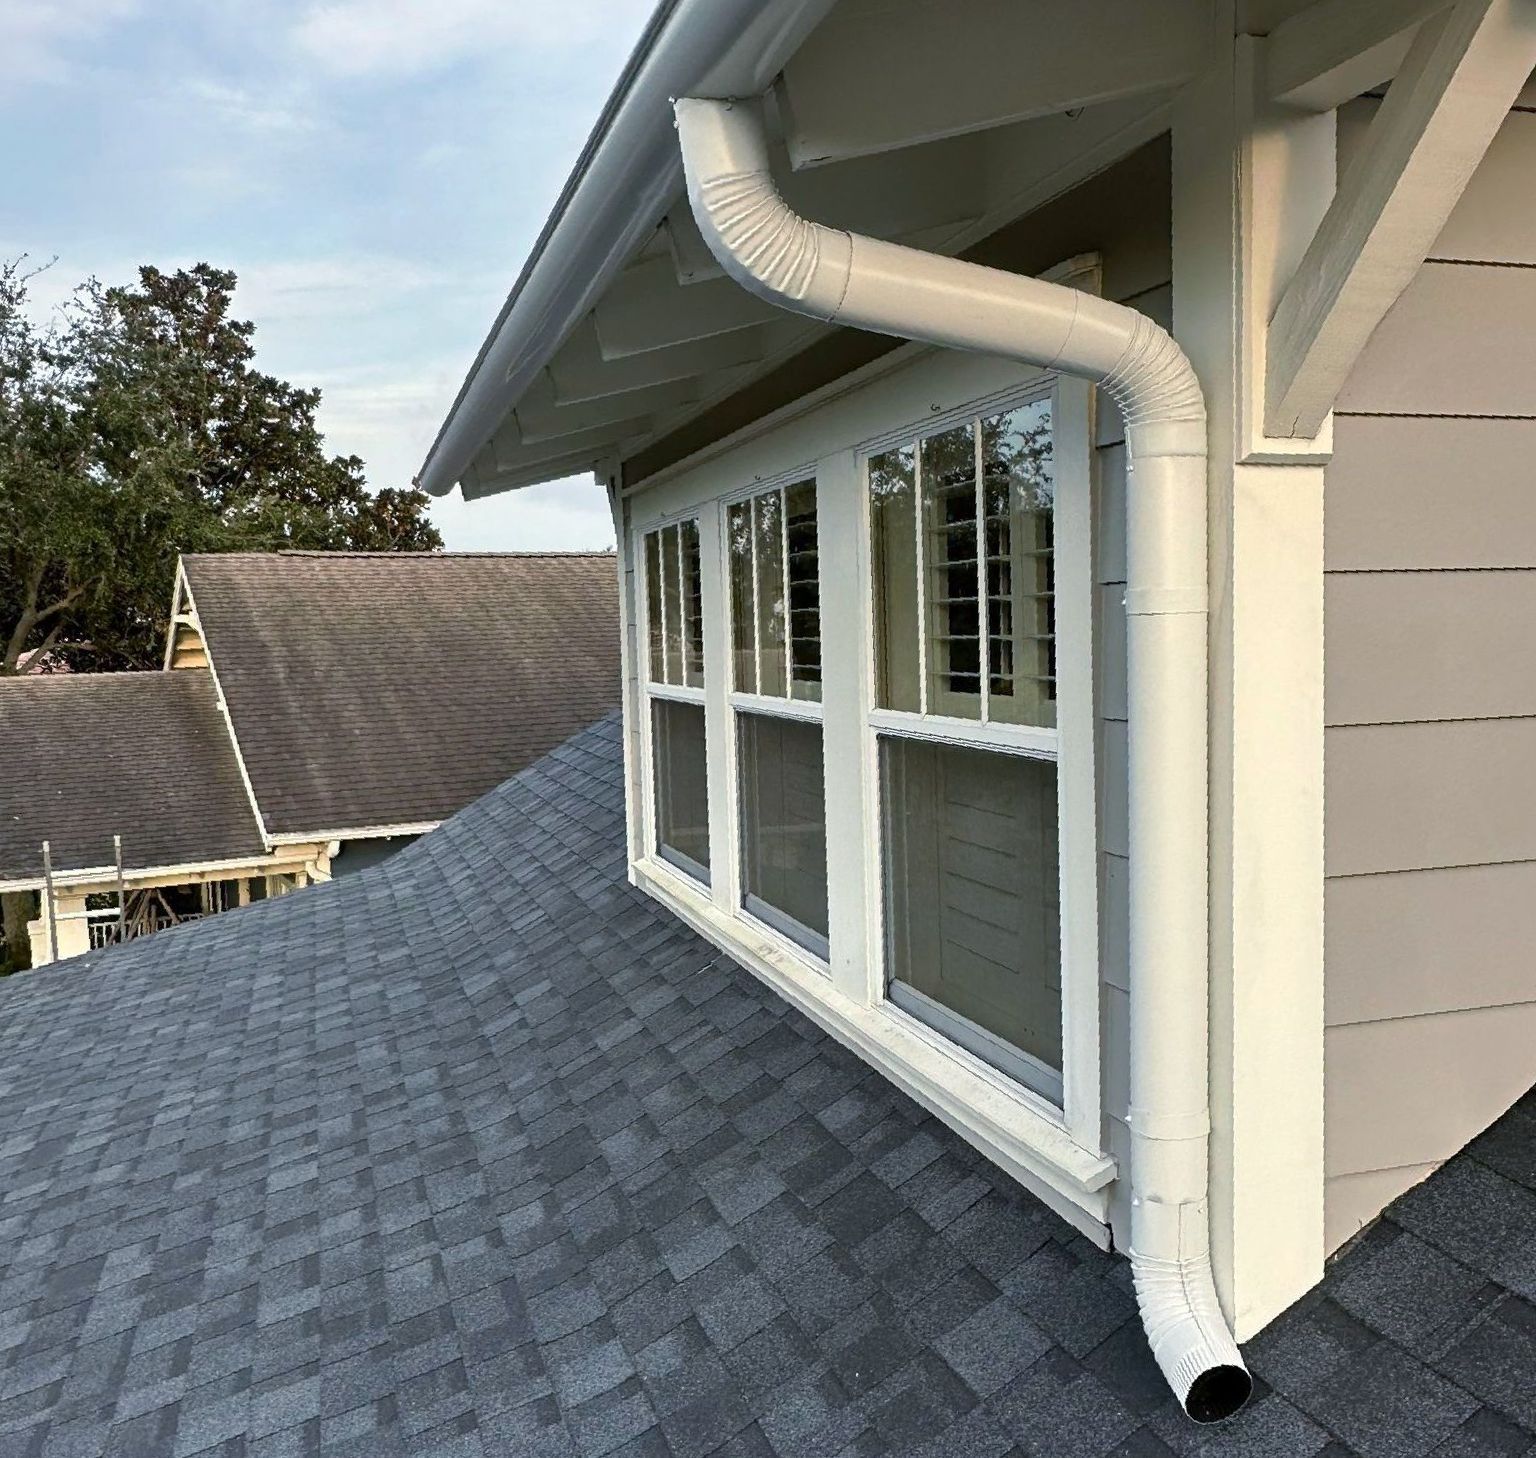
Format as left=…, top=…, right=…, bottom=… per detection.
left=1, top=715, right=1533, bottom=1457
left=0, top=670, right=265, bottom=884
left=181, top=551, right=621, bottom=837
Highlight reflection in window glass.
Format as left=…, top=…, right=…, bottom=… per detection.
left=867, top=399, right=1055, bottom=726
left=728, top=481, right=821, bottom=703
left=660, top=524, right=682, bottom=684
left=728, top=500, right=756, bottom=693
left=785, top=481, right=822, bottom=702
left=983, top=400, right=1056, bottom=727
left=753, top=492, right=787, bottom=697
left=653, top=698, right=711, bottom=881
left=922, top=423, right=981, bottom=707
left=680, top=519, right=704, bottom=689
left=646, top=530, right=664, bottom=682
left=739, top=712, right=828, bottom=954
left=644, top=520, right=705, bottom=689
left=869, top=443, right=920, bottom=713
left=882, top=736, right=1062, bottom=1085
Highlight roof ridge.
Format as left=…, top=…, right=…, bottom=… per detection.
left=182, top=550, right=616, bottom=561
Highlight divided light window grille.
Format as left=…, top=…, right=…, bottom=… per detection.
left=727, top=479, right=822, bottom=702
left=646, top=519, right=704, bottom=689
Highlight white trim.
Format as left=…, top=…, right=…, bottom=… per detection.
left=267, top=821, right=440, bottom=846
left=634, top=856, right=1116, bottom=1239
left=867, top=708, right=1057, bottom=759
left=645, top=681, right=707, bottom=707
left=729, top=691, right=823, bottom=724
left=1174, top=31, right=1326, bottom=1340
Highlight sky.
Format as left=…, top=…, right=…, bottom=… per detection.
left=1, top=0, right=660, bottom=550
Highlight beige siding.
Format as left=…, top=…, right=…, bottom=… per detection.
left=1323, top=95, right=1536, bottom=1250
left=1326, top=417, right=1536, bottom=572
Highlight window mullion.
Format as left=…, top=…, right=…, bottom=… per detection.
left=750, top=500, right=763, bottom=698
left=658, top=529, right=671, bottom=685
left=780, top=485, right=793, bottom=692
left=676, top=523, right=688, bottom=686
left=974, top=421, right=990, bottom=725
left=913, top=439, right=928, bottom=716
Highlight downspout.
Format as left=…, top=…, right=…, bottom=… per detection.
left=673, top=97, right=1251, bottom=1423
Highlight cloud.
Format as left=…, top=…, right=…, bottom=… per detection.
left=234, top=256, right=453, bottom=323
left=183, top=78, right=318, bottom=135
left=292, top=0, right=653, bottom=79
left=0, top=0, right=139, bottom=85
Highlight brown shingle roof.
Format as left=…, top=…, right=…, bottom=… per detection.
left=0, top=670, right=265, bottom=884
left=181, top=551, right=621, bottom=837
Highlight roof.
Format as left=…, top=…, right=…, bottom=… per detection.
left=2, top=715, right=1533, bottom=1457
left=181, top=551, right=621, bottom=839
left=0, top=670, right=264, bottom=885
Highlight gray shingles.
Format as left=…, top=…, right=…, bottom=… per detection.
left=0, top=670, right=265, bottom=881
left=1, top=714, right=1533, bottom=1456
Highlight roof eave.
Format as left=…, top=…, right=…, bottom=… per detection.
left=414, top=0, right=838, bottom=499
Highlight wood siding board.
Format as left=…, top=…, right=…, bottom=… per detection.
left=1100, top=853, right=1130, bottom=996
left=1326, top=717, right=1536, bottom=877
left=1326, top=861, right=1536, bottom=1025
left=1325, top=1163, right=1439, bottom=1254
left=1334, top=262, right=1536, bottom=417
left=1325, top=571, right=1536, bottom=726
left=1325, top=416, right=1536, bottom=571
left=1101, top=719, right=1129, bottom=860
left=1097, top=584, right=1129, bottom=723
left=1095, top=444, right=1128, bottom=582
left=1324, top=1002, right=1536, bottom=1177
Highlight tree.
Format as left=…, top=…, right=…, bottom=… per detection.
left=0, top=260, right=442, bottom=674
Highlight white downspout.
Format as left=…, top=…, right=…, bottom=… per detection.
left=674, top=97, right=1250, bottom=1423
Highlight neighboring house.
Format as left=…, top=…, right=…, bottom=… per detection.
left=412, top=0, right=1536, bottom=1421
left=1, top=718, right=1532, bottom=1457
left=0, top=671, right=326, bottom=967
left=1, top=551, right=620, bottom=967
left=167, top=551, right=621, bottom=874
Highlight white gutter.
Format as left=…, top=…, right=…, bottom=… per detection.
left=674, top=96, right=1250, bottom=1423
left=413, top=0, right=838, bottom=499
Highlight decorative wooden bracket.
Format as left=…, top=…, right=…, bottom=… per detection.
left=1264, top=0, right=1536, bottom=441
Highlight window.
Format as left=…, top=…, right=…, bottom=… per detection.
left=728, top=478, right=829, bottom=957
left=870, top=398, right=1055, bottom=726
left=643, top=519, right=710, bottom=882
left=868, top=393, right=1067, bottom=1102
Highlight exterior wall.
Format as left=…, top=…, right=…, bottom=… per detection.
left=616, top=153, right=1172, bottom=1251
left=330, top=834, right=419, bottom=878
left=1322, top=93, right=1536, bottom=1252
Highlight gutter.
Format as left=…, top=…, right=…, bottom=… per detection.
left=413, top=0, right=838, bottom=499
left=674, top=96, right=1251, bottom=1423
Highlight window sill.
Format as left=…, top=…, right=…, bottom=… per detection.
left=632, top=857, right=1117, bottom=1244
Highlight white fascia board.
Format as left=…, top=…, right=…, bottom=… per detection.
left=413, top=0, right=839, bottom=500
left=266, top=821, right=440, bottom=846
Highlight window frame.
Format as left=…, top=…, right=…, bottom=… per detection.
left=620, top=339, right=1111, bottom=1226
left=858, top=376, right=1101, bottom=1141
left=721, top=468, right=832, bottom=966
left=638, top=512, right=711, bottom=887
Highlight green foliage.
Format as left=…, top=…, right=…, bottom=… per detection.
left=0, top=260, right=443, bottom=673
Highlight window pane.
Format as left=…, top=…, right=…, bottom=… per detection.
left=646, top=530, right=664, bottom=682
left=660, top=524, right=682, bottom=685
left=785, top=480, right=822, bottom=703
left=680, top=518, right=705, bottom=689
left=982, top=400, right=1056, bottom=728
left=739, top=712, right=829, bottom=951
left=653, top=698, right=711, bottom=880
left=922, top=422, right=982, bottom=717
left=753, top=491, right=787, bottom=697
left=728, top=500, right=756, bottom=694
left=882, top=736, right=1062, bottom=1080
left=870, top=443, right=920, bottom=712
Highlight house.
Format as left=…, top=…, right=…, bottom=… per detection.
left=0, top=671, right=326, bottom=967
left=0, top=717, right=1532, bottom=1455
left=412, top=0, right=1536, bottom=1421
left=1, top=551, right=620, bottom=967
